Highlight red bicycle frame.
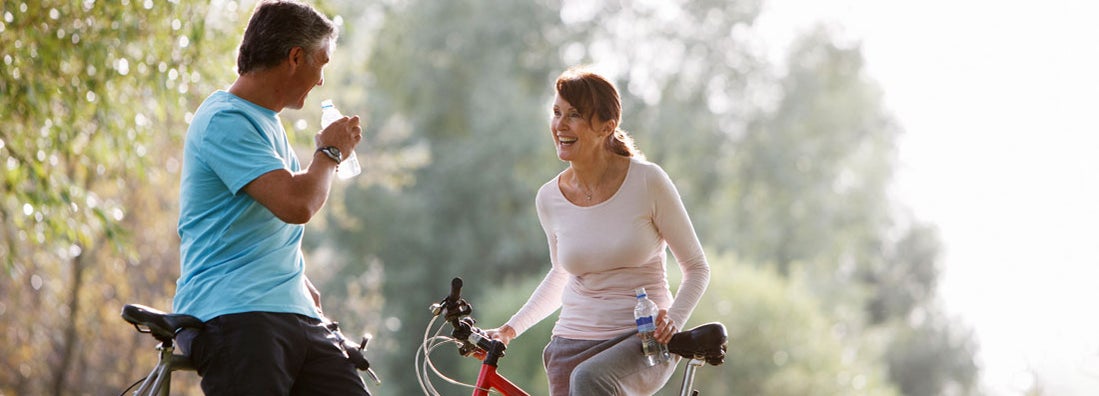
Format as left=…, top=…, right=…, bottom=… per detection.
left=473, top=361, right=529, bottom=396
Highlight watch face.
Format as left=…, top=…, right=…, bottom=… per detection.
left=329, top=146, right=341, bottom=159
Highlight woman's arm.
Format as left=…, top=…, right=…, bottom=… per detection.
left=650, top=165, right=711, bottom=329
left=500, top=189, right=570, bottom=337
left=504, top=264, right=568, bottom=336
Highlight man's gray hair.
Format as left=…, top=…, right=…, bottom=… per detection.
left=236, top=0, right=337, bottom=74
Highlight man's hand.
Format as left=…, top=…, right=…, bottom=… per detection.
left=305, top=276, right=325, bottom=319
left=315, top=115, right=362, bottom=158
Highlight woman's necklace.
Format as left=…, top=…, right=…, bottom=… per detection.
left=577, top=170, right=604, bottom=202
left=573, top=158, right=619, bottom=203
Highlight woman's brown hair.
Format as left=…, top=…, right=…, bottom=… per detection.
left=555, top=67, right=644, bottom=159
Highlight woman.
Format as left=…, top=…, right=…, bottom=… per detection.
left=487, top=67, right=710, bottom=395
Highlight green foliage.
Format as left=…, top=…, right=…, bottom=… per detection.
left=730, top=28, right=897, bottom=277
left=1, top=0, right=221, bottom=263
left=316, top=0, right=565, bottom=391
left=866, top=222, right=943, bottom=324
left=720, top=27, right=981, bottom=395
left=0, top=0, right=242, bottom=394
left=653, top=256, right=901, bottom=396
left=883, top=311, right=981, bottom=396
left=0, top=0, right=984, bottom=395
left=305, top=1, right=983, bottom=395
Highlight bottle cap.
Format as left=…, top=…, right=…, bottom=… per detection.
left=321, top=99, right=334, bottom=108
left=635, top=287, right=646, bottom=298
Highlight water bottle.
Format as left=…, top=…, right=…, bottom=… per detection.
left=320, top=99, right=361, bottom=179
left=634, top=287, right=670, bottom=366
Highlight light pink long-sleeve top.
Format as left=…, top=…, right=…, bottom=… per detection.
left=505, top=158, right=710, bottom=340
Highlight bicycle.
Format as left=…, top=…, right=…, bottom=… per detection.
left=119, top=304, right=379, bottom=395
left=417, top=277, right=728, bottom=396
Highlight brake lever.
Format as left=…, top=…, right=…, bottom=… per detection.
left=326, top=322, right=382, bottom=385
left=355, top=334, right=382, bottom=385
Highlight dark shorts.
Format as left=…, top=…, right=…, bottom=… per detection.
left=178, top=311, right=370, bottom=396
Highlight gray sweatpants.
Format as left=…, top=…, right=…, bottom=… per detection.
left=542, top=331, right=678, bottom=396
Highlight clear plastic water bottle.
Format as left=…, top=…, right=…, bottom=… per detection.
left=320, top=99, right=361, bottom=179
left=634, top=287, right=670, bottom=366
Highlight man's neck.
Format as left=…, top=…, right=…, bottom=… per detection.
left=228, top=71, right=285, bottom=112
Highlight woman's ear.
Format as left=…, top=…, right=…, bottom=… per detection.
left=602, top=119, right=617, bottom=137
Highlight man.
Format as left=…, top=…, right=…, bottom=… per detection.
left=172, top=1, right=368, bottom=394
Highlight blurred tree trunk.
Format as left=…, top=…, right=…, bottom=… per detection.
left=52, top=251, right=85, bottom=396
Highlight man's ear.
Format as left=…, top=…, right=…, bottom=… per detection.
left=287, top=46, right=305, bottom=69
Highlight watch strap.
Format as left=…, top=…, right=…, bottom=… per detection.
left=316, top=146, right=342, bottom=165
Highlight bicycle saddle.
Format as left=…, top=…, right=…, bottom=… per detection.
left=121, top=304, right=204, bottom=343
left=668, top=322, right=727, bottom=366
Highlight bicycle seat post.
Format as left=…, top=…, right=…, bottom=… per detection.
left=159, top=343, right=176, bottom=395
left=131, top=342, right=176, bottom=396
left=677, top=358, right=705, bottom=396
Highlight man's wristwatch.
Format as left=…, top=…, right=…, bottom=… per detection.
left=316, top=146, right=342, bottom=165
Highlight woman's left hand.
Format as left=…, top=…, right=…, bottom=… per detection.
left=654, top=309, right=677, bottom=344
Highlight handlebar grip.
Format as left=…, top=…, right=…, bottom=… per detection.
left=449, top=277, right=463, bottom=302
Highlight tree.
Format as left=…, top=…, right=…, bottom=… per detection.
left=309, top=1, right=982, bottom=395
left=1, top=0, right=984, bottom=394
left=313, top=1, right=565, bottom=392
left=884, top=309, right=980, bottom=396
left=0, top=1, right=240, bottom=394
left=729, top=27, right=981, bottom=395
left=664, top=256, right=903, bottom=396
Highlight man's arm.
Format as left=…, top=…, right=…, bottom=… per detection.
left=242, top=115, right=360, bottom=224
left=243, top=155, right=336, bottom=224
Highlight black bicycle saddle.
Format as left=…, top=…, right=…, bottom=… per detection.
left=668, top=322, right=727, bottom=366
left=121, top=304, right=204, bottom=343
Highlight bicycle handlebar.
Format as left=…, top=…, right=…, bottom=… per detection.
left=449, top=277, right=463, bottom=304
left=431, top=277, right=508, bottom=364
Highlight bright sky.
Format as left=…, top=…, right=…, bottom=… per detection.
left=756, top=1, right=1099, bottom=395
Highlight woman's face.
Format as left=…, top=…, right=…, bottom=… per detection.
left=551, top=94, right=609, bottom=162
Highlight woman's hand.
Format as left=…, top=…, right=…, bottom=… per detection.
left=654, top=309, right=677, bottom=344
left=485, top=325, right=517, bottom=346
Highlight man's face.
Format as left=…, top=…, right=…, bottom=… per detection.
left=285, top=39, right=332, bottom=110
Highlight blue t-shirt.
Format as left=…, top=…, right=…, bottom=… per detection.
left=173, top=90, right=319, bottom=322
